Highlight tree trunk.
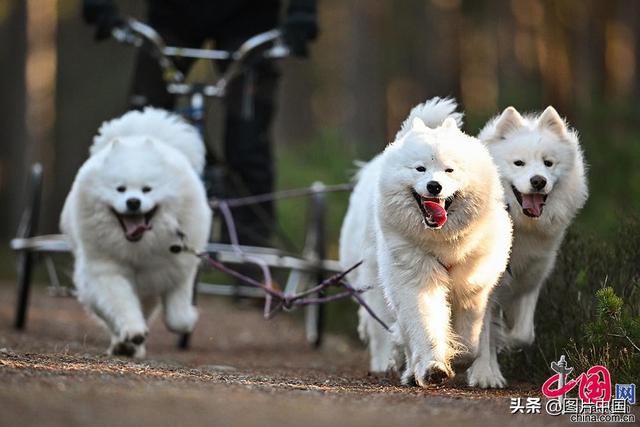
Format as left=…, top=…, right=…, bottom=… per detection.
left=0, top=0, right=28, bottom=240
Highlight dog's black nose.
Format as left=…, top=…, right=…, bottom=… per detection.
left=126, top=198, right=141, bottom=211
left=427, top=181, right=442, bottom=195
left=530, top=175, right=547, bottom=191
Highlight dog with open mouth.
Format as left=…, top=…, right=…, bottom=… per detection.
left=339, top=98, right=512, bottom=387
left=468, top=106, right=588, bottom=388
left=61, top=108, right=211, bottom=358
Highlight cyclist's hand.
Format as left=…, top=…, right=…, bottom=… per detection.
left=82, top=0, right=123, bottom=41
left=282, top=11, right=318, bottom=58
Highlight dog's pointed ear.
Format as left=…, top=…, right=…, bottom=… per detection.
left=493, top=106, right=525, bottom=140
left=441, top=117, right=459, bottom=130
left=537, top=106, right=567, bottom=138
left=411, top=117, right=428, bottom=132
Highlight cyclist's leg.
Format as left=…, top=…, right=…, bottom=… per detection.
left=215, top=10, right=281, bottom=247
left=219, top=61, right=280, bottom=247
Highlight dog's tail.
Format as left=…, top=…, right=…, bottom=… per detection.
left=395, top=97, right=463, bottom=140
left=91, top=108, right=206, bottom=174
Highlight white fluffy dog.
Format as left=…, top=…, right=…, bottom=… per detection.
left=340, top=98, right=512, bottom=386
left=468, top=106, right=588, bottom=387
left=61, top=108, right=212, bottom=358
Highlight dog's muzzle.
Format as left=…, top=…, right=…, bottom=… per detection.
left=412, top=190, right=456, bottom=229
left=112, top=206, right=157, bottom=242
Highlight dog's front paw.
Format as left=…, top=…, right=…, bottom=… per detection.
left=165, top=305, right=198, bottom=334
left=403, top=360, right=454, bottom=387
left=110, top=341, right=146, bottom=358
left=467, top=359, right=506, bottom=388
left=109, top=330, right=148, bottom=358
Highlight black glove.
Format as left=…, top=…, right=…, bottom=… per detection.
left=82, top=0, right=123, bottom=41
left=282, top=7, right=318, bottom=58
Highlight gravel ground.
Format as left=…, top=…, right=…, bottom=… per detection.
left=0, top=282, right=601, bottom=427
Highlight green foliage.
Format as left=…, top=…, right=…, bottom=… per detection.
left=571, top=287, right=640, bottom=382
left=276, top=129, right=355, bottom=258
left=501, top=218, right=640, bottom=384
left=585, top=287, right=625, bottom=345
left=566, top=340, right=637, bottom=386
left=572, top=108, right=640, bottom=235
left=565, top=288, right=639, bottom=384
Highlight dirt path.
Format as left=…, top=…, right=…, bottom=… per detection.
left=0, top=283, right=578, bottom=426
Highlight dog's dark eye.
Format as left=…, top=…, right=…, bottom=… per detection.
left=116, top=186, right=126, bottom=193
left=544, top=160, right=553, bottom=167
left=142, top=186, right=152, bottom=193
left=445, top=168, right=454, bottom=173
left=416, top=166, right=426, bottom=172
left=514, top=160, right=525, bottom=167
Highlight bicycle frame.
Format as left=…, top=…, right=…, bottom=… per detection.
left=115, top=20, right=286, bottom=96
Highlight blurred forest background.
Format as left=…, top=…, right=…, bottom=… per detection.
left=1, top=0, right=639, bottom=241
left=0, top=0, right=638, bottom=381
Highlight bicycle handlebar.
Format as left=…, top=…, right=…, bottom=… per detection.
left=111, top=18, right=290, bottom=97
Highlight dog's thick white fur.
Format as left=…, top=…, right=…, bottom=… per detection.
left=340, top=98, right=513, bottom=387
left=61, top=108, right=211, bottom=358
left=468, top=106, right=588, bottom=388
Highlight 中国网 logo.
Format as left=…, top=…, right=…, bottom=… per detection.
left=509, top=355, right=636, bottom=423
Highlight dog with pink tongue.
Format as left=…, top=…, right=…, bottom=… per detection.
left=340, top=98, right=513, bottom=387
left=467, top=106, right=588, bottom=388
left=61, top=108, right=211, bottom=358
